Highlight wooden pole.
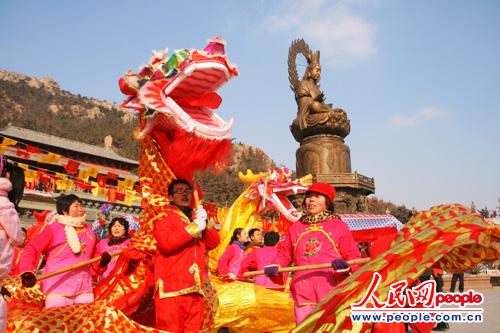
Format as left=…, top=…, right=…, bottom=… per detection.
left=242, top=257, right=370, bottom=277
left=192, top=178, right=202, bottom=207
left=36, top=249, right=124, bottom=281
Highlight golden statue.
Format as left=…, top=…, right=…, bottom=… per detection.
left=288, top=39, right=350, bottom=142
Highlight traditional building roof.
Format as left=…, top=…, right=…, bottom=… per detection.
left=0, top=125, right=138, bottom=166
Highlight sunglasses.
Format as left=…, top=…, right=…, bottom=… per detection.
left=172, top=187, right=192, bottom=195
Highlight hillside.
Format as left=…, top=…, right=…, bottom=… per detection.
left=0, top=69, right=139, bottom=159
left=0, top=69, right=276, bottom=205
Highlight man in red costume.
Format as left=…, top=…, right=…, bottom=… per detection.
left=153, top=179, right=220, bottom=332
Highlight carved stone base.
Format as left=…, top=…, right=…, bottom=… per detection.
left=296, top=134, right=351, bottom=177
left=313, top=173, right=374, bottom=214
left=334, top=191, right=368, bottom=214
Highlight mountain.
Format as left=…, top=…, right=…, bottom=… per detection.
left=0, top=69, right=276, bottom=205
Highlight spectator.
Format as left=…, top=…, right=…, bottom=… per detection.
left=217, top=228, right=248, bottom=281
left=450, top=272, right=464, bottom=293
left=245, top=228, right=263, bottom=253
left=95, top=217, right=131, bottom=280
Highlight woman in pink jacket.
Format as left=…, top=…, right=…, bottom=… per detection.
left=217, top=228, right=248, bottom=281
left=265, top=182, right=361, bottom=325
left=0, top=156, right=24, bottom=333
left=95, top=217, right=131, bottom=280
left=20, top=194, right=111, bottom=309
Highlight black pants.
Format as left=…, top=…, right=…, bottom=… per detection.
left=450, top=273, right=464, bottom=292
left=433, top=273, right=444, bottom=293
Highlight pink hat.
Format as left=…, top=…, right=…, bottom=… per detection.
left=306, top=182, right=336, bottom=202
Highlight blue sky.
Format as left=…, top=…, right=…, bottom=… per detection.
left=1, top=0, right=499, bottom=211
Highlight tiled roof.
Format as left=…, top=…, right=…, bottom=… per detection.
left=0, top=125, right=138, bottom=165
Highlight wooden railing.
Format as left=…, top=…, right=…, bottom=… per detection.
left=314, top=172, right=375, bottom=193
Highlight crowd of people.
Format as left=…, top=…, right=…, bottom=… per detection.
left=0, top=153, right=470, bottom=333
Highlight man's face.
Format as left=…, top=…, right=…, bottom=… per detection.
left=251, top=230, right=263, bottom=245
left=170, top=183, right=192, bottom=207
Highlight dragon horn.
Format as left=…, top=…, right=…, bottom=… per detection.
left=299, top=174, right=313, bottom=186
left=238, top=169, right=269, bottom=184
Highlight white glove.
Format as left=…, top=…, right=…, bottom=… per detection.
left=194, top=206, right=207, bottom=232
left=195, top=205, right=208, bottom=221
left=227, top=273, right=237, bottom=281
left=194, top=217, right=206, bottom=232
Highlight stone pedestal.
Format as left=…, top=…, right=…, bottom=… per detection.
left=296, top=134, right=351, bottom=177
left=294, top=134, right=375, bottom=214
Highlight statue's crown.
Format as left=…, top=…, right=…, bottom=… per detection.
left=309, top=50, right=320, bottom=66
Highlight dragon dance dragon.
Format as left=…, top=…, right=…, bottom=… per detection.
left=4, top=37, right=500, bottom=333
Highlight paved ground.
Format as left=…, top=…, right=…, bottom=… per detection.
left=445, top=288, right=500, bottom=333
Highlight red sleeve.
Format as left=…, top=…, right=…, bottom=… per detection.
left=19, top=225, right=54, bottom=273
left=238, top=249, right=257, bottom=278
left=217, top=245, right=235, bottom=276
left=203, top=226, right=220, bottom=250
left=153, top=214, right=195, bottom=255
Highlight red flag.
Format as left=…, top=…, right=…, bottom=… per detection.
left=116, top=191, right=126, bottom=202
left=107, top=187, right=117, bottom=202
left=26, top=145, right=41, bottom=153
left=107, top=172, right=119, bottom=180
left=16, top=149, right=30, bottom=159
left=64, top=159, right=81, bottom=174
left=73, top=178, right=96, bottom=191
left=97, top=174, right=108, bottom=187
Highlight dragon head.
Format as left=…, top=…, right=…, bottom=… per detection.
left=119, top=37, right=238, bottom=252
left=239, top=167, right=312, bottom=224
left=120, top=36, right=238, bottom=180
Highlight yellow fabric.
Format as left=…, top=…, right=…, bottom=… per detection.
left=1, top=137, right=17, bottom=146
left=185, top=222, right=202, bottom=238
left=7, top=300, right=162, bottom=333
left=91, top=182, right=108, bottom=197
left=87, top=166, right=98, bottom=178
left=118, top=177, right=136, bottom=191
left=211, top=276, right=295, bottom=333
left=38, top=152, right=61, bottom=163
left=208, top=186, right=260, bottom=273
left=78, top=168, right=90, bottom=181
left=56, top=179, right=73, bottom=191
left=16, top=163, right=28, bottom=170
